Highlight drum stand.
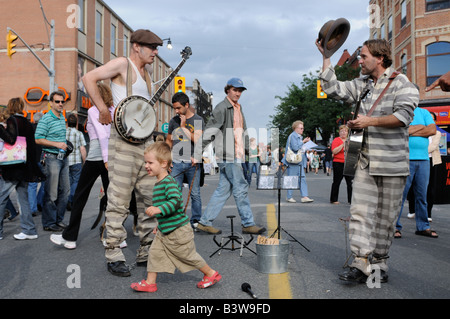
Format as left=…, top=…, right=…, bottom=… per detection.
left=209, top=215, right=256, bottom=257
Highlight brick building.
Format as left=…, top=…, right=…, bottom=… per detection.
left=368, top=0, right=450, bottom=126
left=0, top=0, right=175, bottom=133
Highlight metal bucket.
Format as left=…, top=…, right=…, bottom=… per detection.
left=256, top=240, right=290, bottom=274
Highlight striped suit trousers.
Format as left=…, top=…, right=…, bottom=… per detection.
left=348, top=165, right=406, bottom=275
left=104, top=128, right=157, bottom=263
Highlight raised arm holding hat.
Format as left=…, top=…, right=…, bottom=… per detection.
left=316, top=35, right=418, bottom=284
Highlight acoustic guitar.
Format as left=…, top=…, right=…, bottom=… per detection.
left=343, top=88, right=370, bottom=177
left=343, top=71, right=400, bottom=177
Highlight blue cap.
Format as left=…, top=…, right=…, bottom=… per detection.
left=227, top=78, right=247, bottom=90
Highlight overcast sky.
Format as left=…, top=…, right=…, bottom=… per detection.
left=104, top=0, right=371, bottom=130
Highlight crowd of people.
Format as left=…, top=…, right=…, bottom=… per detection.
left=1, top=28, right=450, bottom=291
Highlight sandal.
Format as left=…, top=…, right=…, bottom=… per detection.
left=131, top=280, right=157, bottom=292
left=415, top=229, right=438, bottom=238
left=394, top=230, right=402, bottom=238
left=197, top=271, right=222, bottom=289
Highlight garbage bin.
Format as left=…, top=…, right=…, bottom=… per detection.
left=256, top=240, right=290, bottom=274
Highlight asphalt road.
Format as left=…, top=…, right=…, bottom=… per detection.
left=1, top=169, right=449, bottom=306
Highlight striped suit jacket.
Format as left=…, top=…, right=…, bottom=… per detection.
left=319, top=66, right=418, bottom=176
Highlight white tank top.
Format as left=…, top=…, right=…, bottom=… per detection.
left=111, top=58, right=152, bottom=106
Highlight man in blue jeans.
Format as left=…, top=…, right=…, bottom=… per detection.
left=395, top=107, right=438, bottom=238
left=193, top=78, right=266, bottom=235
left=35, top=91, right=70, bottom=232
left=166, top=92, right=204, bottom=229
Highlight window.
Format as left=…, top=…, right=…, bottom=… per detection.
left=388, top=16, right=393, bottom=40
left=380, top=23, right=385, bottom=40
left=78, top=0, right=85, bottom=33
left=111, top=24, right=117, bottom=55
left=123, top=34, right=128, bottom=57
left=401, top=1, right=407, bottom=28
left=426, top=42, right=450, bottom=86
left=426, top=0, right=450, bottom=12
left=401, top=54, right=407, bottom=75
left=96, top=10, right=103, bottom=45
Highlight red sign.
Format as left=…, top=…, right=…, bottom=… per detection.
left=422, top=105, right=450, bottom=125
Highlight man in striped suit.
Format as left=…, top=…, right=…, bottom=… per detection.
left=316, top=39, right=418, bottom=284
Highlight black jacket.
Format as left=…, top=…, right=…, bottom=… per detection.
left=0, top=114, right=45, bottom=182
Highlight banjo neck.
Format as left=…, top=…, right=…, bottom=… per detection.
left=149, top=46, right=192, bottom=106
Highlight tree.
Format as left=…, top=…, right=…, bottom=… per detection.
left=269, top=63, right=360, bottom=148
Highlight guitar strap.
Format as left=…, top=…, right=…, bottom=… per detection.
left=366, top=71, right=400, bottom=117
left=126, top=58, right=153, bottom=98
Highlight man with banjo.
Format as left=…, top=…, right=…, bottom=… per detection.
left=316, top=19, right=418, bottom=284
left=82, top=29, right=163, bottom=277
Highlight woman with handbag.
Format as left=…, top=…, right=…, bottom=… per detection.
left=281, top=120, right=314, bottom=203
left=0, top=97, right=45, bottom=240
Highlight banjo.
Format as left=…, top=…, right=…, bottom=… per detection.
left=114, top=46, right=192, bottom=144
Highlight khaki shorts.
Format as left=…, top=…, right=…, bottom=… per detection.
left=147, top=223, right=206, bottom=274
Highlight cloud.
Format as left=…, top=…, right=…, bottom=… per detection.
left=104, top=0, right=371, bottom=130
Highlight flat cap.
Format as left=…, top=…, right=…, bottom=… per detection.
left=130, top=29, right=163, bottom=46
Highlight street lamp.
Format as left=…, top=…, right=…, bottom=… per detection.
left=162, top=38, right=172, bottom=50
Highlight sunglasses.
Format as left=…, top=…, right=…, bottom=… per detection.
left=141, top=43, right=159, bottom=51
left=53, top=100, right=65, bottom=104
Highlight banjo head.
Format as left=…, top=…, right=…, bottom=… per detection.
left=114, top=95, right=156, bottom=144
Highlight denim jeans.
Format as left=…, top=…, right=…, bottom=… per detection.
left=68, top=163, right=82, bottom=203
left=171, top=162, right=202, bottom=225
left=28, top=181, right=44, bottom=213
left=0, top=177, right=37, bottom=237
left=200, top=162, right=255, bottom=227
left=28, top=161, right=44, bottom=213
left=247, top=162, right=258, bottom=186
left=41, top=153, right=70, bottom=228
left=396, top=160, right=430, bottom=231
left=286, top=163, right=308, bottom=199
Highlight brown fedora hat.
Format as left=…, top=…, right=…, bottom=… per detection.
left=318, top=18, right=351, bottom=58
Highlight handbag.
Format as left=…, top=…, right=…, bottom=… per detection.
left=286, top=135, right=302, bottom=164
left=0, top=116, right=27, bottom=166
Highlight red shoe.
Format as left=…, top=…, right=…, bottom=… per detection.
left=197, top=271, right=222, bottom=289
left=131, top=280, right=157, bottom=292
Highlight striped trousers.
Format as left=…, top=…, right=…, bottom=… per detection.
left=349, top=166, right=406, bottom=275
left=104, top=128, right=156, bottom=263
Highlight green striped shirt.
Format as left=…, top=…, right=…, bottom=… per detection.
left=35, top=110, right=67, bottom=154
left=152, top=175, right=189, bottom=234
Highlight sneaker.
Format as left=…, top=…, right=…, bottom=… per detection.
left=242, top=225, right=266, bottom=234
left=301, top=197, right=314, bottom=203
left=196, top=223, right=222, bottom=235
left=407, top=213, right=415, bottom=219
left=286, top=198, right=296, bottom=203
left=13, top=232, right=38, bottom=240
left=50, top=234, right=76, bottom=249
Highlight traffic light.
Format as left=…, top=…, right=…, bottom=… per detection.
left=317, top=80, right=327, bottom=99
left=6, top=30, right=18, bottom=58
left=174, top=76, right=185, bottom=93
